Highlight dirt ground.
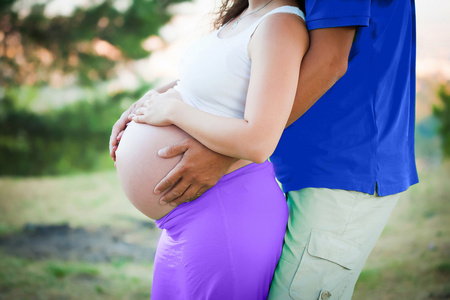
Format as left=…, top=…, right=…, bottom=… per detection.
left=0, top=222, right=161, bottom=263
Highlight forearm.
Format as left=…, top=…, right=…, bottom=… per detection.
left=166, top=21, right=307, bottom=162
left=136, top=16, right=307, bottom=163
left=286, top=27, right=355, bottom=127
left=286, top=50, right=345, bottom=126
left=169, top=102, right=275, bottom=163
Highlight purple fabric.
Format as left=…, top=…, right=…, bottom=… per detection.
left=152, top=161, right=288, bottom=300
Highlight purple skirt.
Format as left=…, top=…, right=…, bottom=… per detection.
left=152, top=161, right=288, bottom=300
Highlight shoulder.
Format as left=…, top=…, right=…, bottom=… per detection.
left=249, top=12, right=309, bottom=59
left=255, top=11, right=307, bottom=39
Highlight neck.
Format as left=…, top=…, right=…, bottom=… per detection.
left=248, top=0, right=274, bottom=11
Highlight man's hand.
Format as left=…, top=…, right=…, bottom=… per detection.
left=109, top=90, right=157, bottom=161
left=155, top=138, right=238, bottom=207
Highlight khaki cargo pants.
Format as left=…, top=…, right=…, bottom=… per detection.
left=268, top=188, right=401, bottom=300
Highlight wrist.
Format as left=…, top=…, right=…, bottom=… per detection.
left=166, top=99, right=183, bottom=124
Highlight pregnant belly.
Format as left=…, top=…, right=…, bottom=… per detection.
left=115, top=121, right=190, bottom=220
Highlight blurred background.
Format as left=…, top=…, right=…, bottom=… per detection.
left=0, top=0, right=449, bottom=299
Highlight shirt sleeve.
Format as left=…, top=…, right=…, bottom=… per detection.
left=305, top=0, right=371, bottom=30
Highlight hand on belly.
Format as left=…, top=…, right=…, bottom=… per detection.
left=115, top=121, right=190, bottom=220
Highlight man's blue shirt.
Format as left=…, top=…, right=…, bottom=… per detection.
left=271, top=0, right=419, bottom=196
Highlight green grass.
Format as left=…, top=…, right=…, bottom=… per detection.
left=0, top=170, right=148, bottom=234
left=357, top=268, right=383, bottom=290
left=353, top=163, right=450, bottom=299
left=0, top=169, right=154, bottom=299
left=45, top=262, right=100, bottom=279
left=0, top=252, right=153, bottom=300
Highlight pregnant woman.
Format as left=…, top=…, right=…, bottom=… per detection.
left=112, top=0, right=308, bottom=298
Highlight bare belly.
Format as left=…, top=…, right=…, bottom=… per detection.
left=115, top=121, right=190, bottom=220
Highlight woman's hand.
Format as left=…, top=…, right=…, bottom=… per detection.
left=109, top=90, right=158, bottom=161
left=132, top=89, right=182, bottom=126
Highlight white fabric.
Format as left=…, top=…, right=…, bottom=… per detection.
left=174, top=6, right=305, bottom=119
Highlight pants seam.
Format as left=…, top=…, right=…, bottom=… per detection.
left=279, top=255, right=300, bottom=266
left=340, top=191, right=361, bottom=238
left=288, top=240, right=310, bottom=299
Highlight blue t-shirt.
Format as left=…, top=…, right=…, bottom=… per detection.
left=271, top=0, right=419, bottom=196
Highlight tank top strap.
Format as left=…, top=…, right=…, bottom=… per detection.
left=247, top=5, right=305, bottom=37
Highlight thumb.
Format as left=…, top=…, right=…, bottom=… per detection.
left=158, top=139, right=190, bottom=158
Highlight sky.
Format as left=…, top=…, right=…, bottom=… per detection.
left=414, top=0, right=450, bottom=78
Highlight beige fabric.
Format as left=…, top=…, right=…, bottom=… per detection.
left=268, top=188, right=401, bottom=300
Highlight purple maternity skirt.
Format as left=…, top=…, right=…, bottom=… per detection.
left=152, top=161, right=288, bottom=300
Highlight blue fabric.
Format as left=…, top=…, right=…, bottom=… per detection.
left=271, top=0, right=419, bottom=196
left=305, top=0, right=370, bottom=29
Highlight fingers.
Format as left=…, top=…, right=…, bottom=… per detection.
left=140, top=106, right=148, bottom=113
left=143, top=90, right=158, bottom=99
left=164, top=185, right=204, bottom=207
left=132, top=107, right=146, bottom=117
left=160, top=183, right=212, bottom=207
left=117, top=130, right=124, bottom=141
left=131, top=107, right=145, bottom=123
left=110, top=129, right=125, bottom=160
left=109, top=120, right=123, bottom=159
left=154, top=164, right=183, bottom=195
left=109, top=108, right=133, bottom=158
left=158, top=138, right=191, bottom=158
left=196, top=186, right=211, bottom=198
left=110, top=146, right=117, bottom=160
left=154, top=137, right=227, bottom=207
left=159, top=181, right=190, bottom=206
left=109, top=119, right=121, bottom=148
left=132, top=115, right=143, bottom=123
left=129, top=99, right=145, bottom=117
left=110, top=93, right=156, bottom=159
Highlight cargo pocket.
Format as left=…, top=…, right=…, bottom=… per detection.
left=289, top=229, right=362, bottom=300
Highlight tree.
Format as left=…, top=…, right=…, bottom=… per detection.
left=433, top=84, right=450, bottom=158
left=0, top=0, right=191, bottom=176
left=0, top=0, right=190, bottom=87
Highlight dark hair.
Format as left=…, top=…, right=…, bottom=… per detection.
left=214, top=0, right=305, bottom=29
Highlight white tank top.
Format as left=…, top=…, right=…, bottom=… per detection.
left=174, top=6, right=305, bottom=119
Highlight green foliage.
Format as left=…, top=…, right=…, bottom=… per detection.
left=95, top=285, right=105, bottom=294
left=0, top=0, right=191, bottom=87
left=436, top=261, right=450, bottom=274
left=0, top=0, right=193, bottom=175
left=433, top=84, right=450, bottom=158
left=0, top=84, right=152, bottom=176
